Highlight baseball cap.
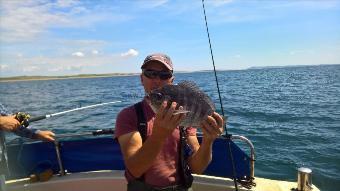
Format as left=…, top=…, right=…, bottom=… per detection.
left=141, top=53, right=173, bottom=71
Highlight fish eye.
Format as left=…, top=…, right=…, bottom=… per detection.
left=156, top=93, right=163, bottom=99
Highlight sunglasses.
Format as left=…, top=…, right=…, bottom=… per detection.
left=143, top=69, right=173, bottom=80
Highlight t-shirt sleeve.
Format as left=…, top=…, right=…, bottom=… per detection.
left=114, top=106, right=137, bottom=139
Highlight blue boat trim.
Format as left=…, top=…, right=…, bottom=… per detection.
left=6, top=136, right=251, bottom=182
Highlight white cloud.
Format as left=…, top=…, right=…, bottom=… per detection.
left=55, top=0, right=79, bottom=8
left=204, top=1, right=340, bottom=24
left=289, top=49, right=314, bottom=56
left=137, top=0, right=169, bottom=9
left=48, top=65, right=82, bottom=72
left=72, top=52, right=85, bottom=57
left=0, top=0, right=128, bottom=42
left=23, top=66, right=40, bottom=72
left=121, top=49, right=139, bottom=57
left=92, top=50, right=99, bottom=55
left=0, top=1, right=73, bottom=42
left=7, top=54, right=120, bottom=75
left=0, top=64, right=9, bottom=70
left=209, top=0, right=234, bottom=7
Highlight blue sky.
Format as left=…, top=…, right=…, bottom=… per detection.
left=1, top=0, right=339, bottom=77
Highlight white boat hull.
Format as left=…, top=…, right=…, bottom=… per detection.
left=6, top=170, right=319, bottom=191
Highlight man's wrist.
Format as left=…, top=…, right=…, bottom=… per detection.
left=202, top=137, right=214, bottom=147
left=32, top=130, right=41, bottom=139
left=0, top=116, right=4, bottom=126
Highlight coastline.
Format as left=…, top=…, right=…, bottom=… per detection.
left=1, top=64, right=338, bottom=83
left=0, top=73, right=140, bottom=83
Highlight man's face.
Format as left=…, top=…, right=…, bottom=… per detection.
left=141, top=61, right=174, bottom=94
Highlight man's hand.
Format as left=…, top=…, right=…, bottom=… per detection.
left=0, top=115, right=20, bottom=132
left=187, top=112, right=225, bottom=174
left=152, top=101, right=186, bottom=140
left=35, top=130, right=55, bottom=142
left=200, top=112, right=224, bottom=142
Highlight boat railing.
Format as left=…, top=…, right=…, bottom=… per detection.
left=54, top=129, right=115, bottom=176
left=7, top=129, right=255, bottom=186
left=196, top=132, right=255, bottom=187
left=230, top=134, right=255, bottom=178
left=6, top=129, right=115, bottom=176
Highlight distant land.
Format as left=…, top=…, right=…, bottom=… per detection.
left=1, top=64, right=338, bottom=82
left=246, top=64, right=340, bottom=70
left=0, top=73, right=139, bottom=82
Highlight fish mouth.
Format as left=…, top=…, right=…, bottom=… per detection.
left=145, top=94, right=150, bottom=99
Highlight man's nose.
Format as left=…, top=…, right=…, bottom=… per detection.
left=152, top=76, right=162, bottom=83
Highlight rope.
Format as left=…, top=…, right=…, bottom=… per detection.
left=201, top=0, right=238, bottom=190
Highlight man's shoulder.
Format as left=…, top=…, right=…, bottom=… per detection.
left=117, top=103, right=139, bottom=117
left=117, top=100, right=147, bottom=117
left=115, top=102, right=142, bottom=138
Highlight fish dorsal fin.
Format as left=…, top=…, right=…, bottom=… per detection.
left=177, top=80, right=199, bottom=91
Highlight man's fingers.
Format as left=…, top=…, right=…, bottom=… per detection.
left=173, top=112, right=186, bottom=127
left=156, top=101, right=168, bottom=119
left=206, top=116, right=223, bottom=135
left=202, top=117, right=223, bottom=136
left=201, top=120, right=214, bottom=135
left=164, top=102, right=177, bottom=120
left=206, top=116, right=218, bottom=128
left=212, top=112, right=224, bottom=128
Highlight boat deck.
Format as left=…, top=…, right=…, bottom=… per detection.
left=6, top=170, right=319, bottom=191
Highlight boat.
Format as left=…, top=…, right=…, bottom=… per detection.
left=3, top=129, right=319, bottom=191
left=0, top=1, right=322, bottom=190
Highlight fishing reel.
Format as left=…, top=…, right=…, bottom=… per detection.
left=15, top=112, right=31, bottom=127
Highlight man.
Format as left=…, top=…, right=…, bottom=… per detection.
left=0, top=103, right=55, bottom=176
left=0, top=103, right=55, bottom=141
left=115, top=53, right=223, bottom=190
left=0, top=115, right=55, bottom=141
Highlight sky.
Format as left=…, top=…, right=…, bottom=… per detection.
left=0, top=0, right=340, bottom=77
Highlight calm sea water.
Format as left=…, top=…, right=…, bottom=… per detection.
left=1, top=64, right=339, bottom=191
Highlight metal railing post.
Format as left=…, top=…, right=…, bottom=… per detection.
left=54, top=140, right=66, bottom=176
left=230, top=135, right=255, bottom=178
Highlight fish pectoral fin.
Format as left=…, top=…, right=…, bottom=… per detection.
left=173, top=110, right=190, bottom=115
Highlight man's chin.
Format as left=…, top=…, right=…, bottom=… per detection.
left=145, top=86, right=162, bottom=95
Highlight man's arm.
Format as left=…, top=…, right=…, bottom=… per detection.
left=0, top=115, right=20, bottom=132
left=118, top=101, right=186, bottom=178
left=118, top=130, right=167, bottom=178
left=0, top=115, right=55, bottom=141
left=34, top=130, right=55, bottom=141
left=188, top=112, right=224, bottom=174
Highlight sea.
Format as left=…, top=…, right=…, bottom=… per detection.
left=1, top=64, right=339, bottom=191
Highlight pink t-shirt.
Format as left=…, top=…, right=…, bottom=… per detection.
left=115, top=99, right=196, bottom=187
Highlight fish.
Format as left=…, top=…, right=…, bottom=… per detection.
left=148, top=81, right=215, bottom=127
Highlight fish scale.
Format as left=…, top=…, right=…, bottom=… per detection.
left=149, top=81, right=215, bottom=127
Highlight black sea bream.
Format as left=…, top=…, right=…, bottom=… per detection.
left=148, top=81, right=215, bottom=127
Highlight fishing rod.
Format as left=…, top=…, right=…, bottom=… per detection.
left=15, top=100, right=121, bottom=127
left=201, top=1, right=239, bottom=190
left=201, top=0, right=227, bottom=135
left=56, top=128, right=115, bottom=138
